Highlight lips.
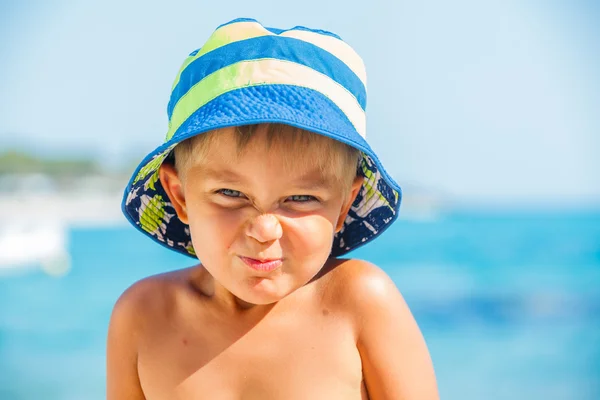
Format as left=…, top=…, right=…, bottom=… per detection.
left=239, top=256, right=283, bottom=272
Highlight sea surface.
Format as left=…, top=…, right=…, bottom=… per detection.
left=0, top=211, right=599, bottom=399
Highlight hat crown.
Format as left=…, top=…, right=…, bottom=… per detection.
left=165, top=18, right=368, bottom=142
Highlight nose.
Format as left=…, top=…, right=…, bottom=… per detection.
left=245, top=214, right=283, bottom=243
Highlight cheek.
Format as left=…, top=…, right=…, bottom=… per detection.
left=282, top=213, right=336, bottom=258
left=186, top=204, right=245, bottom=255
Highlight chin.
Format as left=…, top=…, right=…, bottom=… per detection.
left=238, top=294, right=282, bottom=307
left=235, top=279, right=297, bottom=306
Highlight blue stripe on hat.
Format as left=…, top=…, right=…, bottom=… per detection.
left=167, top=35, right=367, bottom=120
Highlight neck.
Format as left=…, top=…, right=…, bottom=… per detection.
left=189, top=264, right=276, bottom=317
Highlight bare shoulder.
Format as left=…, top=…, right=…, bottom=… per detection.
left=323, top=257, right=415, bottom=338
left=109, top=269, right=189, bottom=345
left=106, top=268, right=196, bottom=399
left=321, top=258, right=439, bottom=399
left=320, top=258, right=403, bottom=315
left=109, top=267, right=194, bottom=334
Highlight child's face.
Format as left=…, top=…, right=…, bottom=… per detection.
left=160, top=126, right=362, bottom=305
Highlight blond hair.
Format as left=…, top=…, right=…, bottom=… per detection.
left=173, top=123, right=362, bottom=192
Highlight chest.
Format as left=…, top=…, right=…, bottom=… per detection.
left=137, top=310, right=366, bottom=399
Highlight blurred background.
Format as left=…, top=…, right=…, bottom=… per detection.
left=1, top=0, right=599, bottom=399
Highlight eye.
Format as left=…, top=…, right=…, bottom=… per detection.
left=216, top=189, right=245, bottom=198
left=287, top=195, right=318, bottom=203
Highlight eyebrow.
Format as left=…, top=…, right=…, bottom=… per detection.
left=197, top=167, right=244, bottom=183
left=290, top=171, right=333, bottom=191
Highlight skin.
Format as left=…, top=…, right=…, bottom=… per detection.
left=107, top=126, right=439, bottom=399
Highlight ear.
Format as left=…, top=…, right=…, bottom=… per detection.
left=159, top=163, right=189, bottom=224
left=335, top=175, right=364, bottom=233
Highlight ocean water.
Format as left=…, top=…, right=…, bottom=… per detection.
left=0, top=211, right=599, bottom=399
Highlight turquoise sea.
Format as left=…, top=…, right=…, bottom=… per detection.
left=0, top=211, right=599, bottom=399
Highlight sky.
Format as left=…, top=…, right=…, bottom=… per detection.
left=1, top=0, right=599, bottom=208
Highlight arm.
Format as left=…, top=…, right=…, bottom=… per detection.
left=355, top=264, right=439, bottom=400
left=106, top=285, right=147, bottom=400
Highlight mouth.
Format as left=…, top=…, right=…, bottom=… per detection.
left=239, top=256, right=283, bottom=272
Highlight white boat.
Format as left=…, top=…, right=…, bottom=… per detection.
left=0, top=223, right=71, bottom=276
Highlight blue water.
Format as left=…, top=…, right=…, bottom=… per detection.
left=1, top=212, right=599, bottom=399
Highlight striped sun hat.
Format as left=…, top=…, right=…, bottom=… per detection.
left=122, top=18, right=402, bottom=258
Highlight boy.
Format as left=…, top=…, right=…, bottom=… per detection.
left=109, top=18, right=438, bottom=399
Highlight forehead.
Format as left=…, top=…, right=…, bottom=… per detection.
left=192, top=126, right=340, bottom=175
